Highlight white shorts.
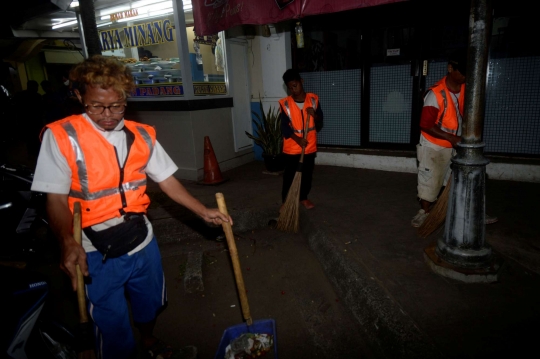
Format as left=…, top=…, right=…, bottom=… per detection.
left=416, top=143, right=453, bottom=202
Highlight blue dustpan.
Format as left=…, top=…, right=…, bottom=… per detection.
left=215, top=194, right=278, bottom=358
left=214, top=319, right=278, bottom=359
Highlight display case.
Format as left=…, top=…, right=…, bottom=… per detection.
left=95, top=1, right=227, bottom=99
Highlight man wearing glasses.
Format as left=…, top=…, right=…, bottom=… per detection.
left=31, top=55, right=232, bottom=359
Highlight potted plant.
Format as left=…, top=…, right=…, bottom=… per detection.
left=245, top=98, right=285, bottom=172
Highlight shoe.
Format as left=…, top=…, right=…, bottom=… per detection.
left=411, top=209, right=429, bottom=228
left=485, top=214, right=499, bottom=225
left=300, top=199, right=315, bottom=209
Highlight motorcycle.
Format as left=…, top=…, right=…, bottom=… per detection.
left=1, top=163, right=79, bottom=359
left=0, top=163, right=50, bottom=262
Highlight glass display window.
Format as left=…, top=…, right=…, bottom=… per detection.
left=94, top=0, right=228, bottom=98
left=187, top=28, right=227, bottom=96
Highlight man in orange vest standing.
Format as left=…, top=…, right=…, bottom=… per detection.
left=31, top=55, right=232, bottom=359
left=279, top=69, right=323, bottom=210
left=411, top=51, right=497, bottom=227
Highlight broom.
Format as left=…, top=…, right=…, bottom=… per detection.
left=417, top=176, right=452, bottom=238
left=276, top=114, right=311, bottom=233
left=73, top=202, right=97, bottom=359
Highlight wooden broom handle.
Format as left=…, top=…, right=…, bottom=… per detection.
left=299, top=113, right=311, bottom=164
left=73, top=202, right=89, bottom=324
left=215, top=193, right=253, bottom=326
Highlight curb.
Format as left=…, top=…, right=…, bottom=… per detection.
left=300, top=210, right=442, bottom=359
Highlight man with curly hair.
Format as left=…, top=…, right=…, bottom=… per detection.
left=31, top=55, right=232, bottom=359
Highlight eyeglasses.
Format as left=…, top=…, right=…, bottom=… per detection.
left=85, top=104, right=126, bottom=115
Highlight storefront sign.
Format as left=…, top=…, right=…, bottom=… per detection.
left=132, top=84, right=184, bottom=97
left=131, top=83, right=227, bottom=97
left=110, top=9, right=139, bottom=22
left=192, top=0, right=407, bottom=36
left=99, top=19, right=174, bottom=51
left=193, top=83, right=227, bottom=95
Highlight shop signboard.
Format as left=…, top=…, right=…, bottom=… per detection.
left=99, top=19, right=174, bottom=51
left=132, top=84, right=184, bottom=97
left=131, top=82, right=227, bottom=97
left=192, top=0, right=408, bottom=36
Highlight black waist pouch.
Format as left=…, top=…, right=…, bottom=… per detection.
left=83, top=212, right=148, bottom=261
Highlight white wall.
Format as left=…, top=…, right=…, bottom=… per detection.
left=248, top=34, right=263, bottom=102
left=258, top=23, right=291, bottom=112
left=130, top=108, right=253, bottom=181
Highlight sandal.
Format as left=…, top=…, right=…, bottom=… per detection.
left=145, top=340, right=197, bottom=359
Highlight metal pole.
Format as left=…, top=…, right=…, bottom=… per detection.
left=78, top=0, right=101, bottom=57
left=435, top=0, right=494, bottom=269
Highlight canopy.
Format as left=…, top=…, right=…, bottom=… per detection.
left=192, top=0, right=408, bottom=36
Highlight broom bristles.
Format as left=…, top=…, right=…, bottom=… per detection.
left=417, top=176, right=452, bottom=238
left=277, top=171, right=302, bottom=233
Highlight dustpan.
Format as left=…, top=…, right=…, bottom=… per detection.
left=214, top=193, right=278, bottom=359
left=215, top=319, right=277, bottom=359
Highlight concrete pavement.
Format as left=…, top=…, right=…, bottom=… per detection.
left=152, top=159, right=540, bottom=359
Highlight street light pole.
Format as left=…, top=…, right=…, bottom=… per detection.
left=425, top=0, right=503, bottom=282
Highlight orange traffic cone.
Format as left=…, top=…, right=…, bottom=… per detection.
left=200, top=136, right=228, bottom=185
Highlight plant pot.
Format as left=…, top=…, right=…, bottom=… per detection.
left=262, top=154, right=285, bottom=173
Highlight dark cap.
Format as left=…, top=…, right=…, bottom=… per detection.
left=448, top=49, right=468, bottom=75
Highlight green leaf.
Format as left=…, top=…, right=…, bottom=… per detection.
left=246, top=97, right=282, bottom=156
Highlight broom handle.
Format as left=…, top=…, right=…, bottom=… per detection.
left=215, top=193, right=253, bottom=326
left=73, top=202, right=89, bottom=324
left=299, top=113, right=311, bottom=164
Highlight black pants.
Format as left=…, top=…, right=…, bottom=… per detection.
left=281, top=153, right=316, bottom=203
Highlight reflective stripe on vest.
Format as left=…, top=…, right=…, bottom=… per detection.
left=61, top=121, right=152, bottom=200
left=435, top=90, right=458, bottom=135
left=282, top=96, right=317, bottom=136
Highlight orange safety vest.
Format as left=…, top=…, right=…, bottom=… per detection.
left=46, top=115, right=156, bottom=228
left=279, top=93, right=319, bottom=155
left=421, top=78, right=465, bottom=148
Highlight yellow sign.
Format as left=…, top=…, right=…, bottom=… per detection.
left=193, top=83, right=227, bottom=95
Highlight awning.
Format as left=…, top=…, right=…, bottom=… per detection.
left=192, top=0, right=408, bottom=36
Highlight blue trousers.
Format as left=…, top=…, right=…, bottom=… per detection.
left=85, top=238, right=167, bottom=359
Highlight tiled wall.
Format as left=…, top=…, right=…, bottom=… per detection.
left=301, top=56, right=540, bottom=156
left=484, top=57, right=540, bottom=155
left=425, top=61, right=447, bottom=90
left=301, top=70, right=362, bottom=146
left=369, top=64, right=412, bottom=143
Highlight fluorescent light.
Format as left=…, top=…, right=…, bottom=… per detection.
left=52, top=19, right=78, bottom=29
left=70, top=1, right=79, bottom=7
left=97, top=22, right=113, bottom=28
